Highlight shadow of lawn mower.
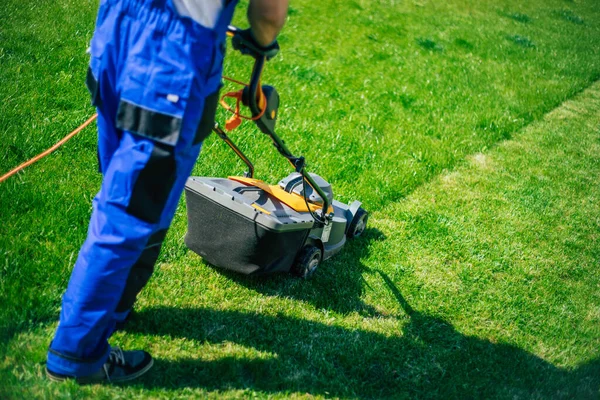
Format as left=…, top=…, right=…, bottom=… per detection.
left=183, top=26, right=368, bottom=279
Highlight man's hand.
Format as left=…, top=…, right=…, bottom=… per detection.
left=231, top=28, right=280, bottom=60
left=248, top=0, right=288, bottom=47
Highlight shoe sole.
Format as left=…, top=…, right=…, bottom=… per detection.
left=46, top=370, right=71, bottom=383
left=46, top=358, right=154, bottom=384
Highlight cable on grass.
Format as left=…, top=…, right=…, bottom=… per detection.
left=0, top=114, right=98, bottom=184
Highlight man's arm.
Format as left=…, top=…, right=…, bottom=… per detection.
left=247, top=0, right=289, bottom=47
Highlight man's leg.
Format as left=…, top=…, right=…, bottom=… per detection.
left=46, top=0, right=226, bottom=380
left=46, top=87, right=220, bottom=380
left=110, top=88, right=221, bottom=330
left=46, top=134, right=201, bottom=377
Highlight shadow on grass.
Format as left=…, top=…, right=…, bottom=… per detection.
left=128, top=276, right=599, bottom=398
left=1, top=227, right=382, bottom=347
left=0, top=312, right=58, bottom=351
left=208, top=227, right=387, bottom=317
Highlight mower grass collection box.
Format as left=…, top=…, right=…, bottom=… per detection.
left=184, top=175, right=357, bottom=276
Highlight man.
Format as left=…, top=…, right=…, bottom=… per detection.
left=46, top=0, right=288, bottom=383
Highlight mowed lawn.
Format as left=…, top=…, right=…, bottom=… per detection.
left=1, top=0, right=600, bottom=398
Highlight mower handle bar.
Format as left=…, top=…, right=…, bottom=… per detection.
left=225, top=26, right=332, bottom=225
left=226, top=25, right=265, bottom=116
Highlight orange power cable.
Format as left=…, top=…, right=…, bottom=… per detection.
left=0, top=74, right=254, bottom=184
left=0, top=114, right=98, bottom=184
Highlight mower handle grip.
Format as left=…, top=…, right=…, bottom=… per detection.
left=227, top=25, right=279, bottom=60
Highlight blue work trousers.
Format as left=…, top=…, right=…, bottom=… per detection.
left=47, top=0, right=236, bottom=376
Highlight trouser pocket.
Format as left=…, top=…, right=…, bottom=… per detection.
left=101, top=134, right=177, bottom=224
left=126, top=142, right=177, bottom=223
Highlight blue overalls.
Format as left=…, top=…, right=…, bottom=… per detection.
left=47, top=0, right=238, bottom=376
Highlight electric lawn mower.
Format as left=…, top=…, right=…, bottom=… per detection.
left=184, top=26, right=368, bottom=278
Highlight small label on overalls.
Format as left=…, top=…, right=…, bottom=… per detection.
left=167, top=94, right=180, bottom=103
left=322, top=222, right=332, bottom=243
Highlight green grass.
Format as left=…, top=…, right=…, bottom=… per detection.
left=1, top=0, right=600, bottom=398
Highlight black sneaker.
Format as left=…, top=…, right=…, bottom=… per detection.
left=46, top=347, right=153, bottom=384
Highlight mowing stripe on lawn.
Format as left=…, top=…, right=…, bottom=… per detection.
left=2, top=77, right=599, bottom=400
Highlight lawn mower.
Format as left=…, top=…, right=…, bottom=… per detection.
left=184, top=26, right=368, bottom=278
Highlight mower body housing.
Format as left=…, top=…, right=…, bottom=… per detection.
left=184, top=175, right=361, bottom=275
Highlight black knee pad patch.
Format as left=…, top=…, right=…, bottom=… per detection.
left=126, top=143, right=176, bottom=223
left=115, top=229, right=168, bottom=313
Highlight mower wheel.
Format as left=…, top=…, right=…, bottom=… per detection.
left=347, top=207, right=368, bottom=239
left=291, top=245, right=322, bottom=279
